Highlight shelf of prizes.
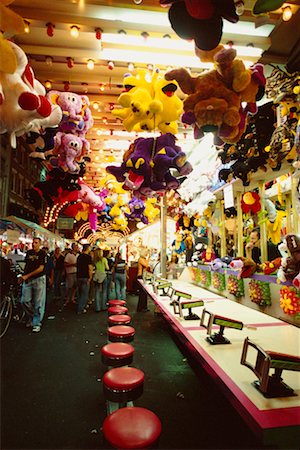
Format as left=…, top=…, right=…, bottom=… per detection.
left=183, top=265, right=300, bottom=327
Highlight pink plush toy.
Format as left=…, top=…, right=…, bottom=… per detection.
left=47, top=90, right=93, bottom=134
left=52, top=132, right=89, bottom=173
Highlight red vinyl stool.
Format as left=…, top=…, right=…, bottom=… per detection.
left=103, top=366, right=144, bottom=414
left=108, top=314, right=131, bottom=327
left=108, top=300, right=126, bottom=307
left=101, top=342, right=134, bottom=367
left=102, top=406, right=162, bottom=449
left=108, top=325, right=135, bottom=343
left=108, top=306, right=128, bottom=316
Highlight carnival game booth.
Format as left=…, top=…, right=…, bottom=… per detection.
left=138, top=274, right=300, bottom=449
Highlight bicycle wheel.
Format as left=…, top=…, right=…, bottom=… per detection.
left=0, top=296, right=13, bottom=338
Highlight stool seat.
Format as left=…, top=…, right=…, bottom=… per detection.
left=103, top=367, right=144, bottom=390
left=103, top=406, right=162, bottom=449
left=108, top=314, right=131, bottom=326
left=103, top=367, right=144, bottom=404
left=108, top=306, right=128, bottom=315
left=108, top=325, right=135, bottom=343
left=101, top=342, right=134, bottom=367
left=108, top=300, right=126, bottom=307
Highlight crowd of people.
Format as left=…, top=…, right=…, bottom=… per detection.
left=1, top=239, right=182, bottom=334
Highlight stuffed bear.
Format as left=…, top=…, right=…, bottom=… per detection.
left=165, top=45, right=265, bottom=144
left=277, top=234, right=300, bottom=286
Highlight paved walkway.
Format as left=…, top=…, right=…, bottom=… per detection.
left=1, top=294, right=266, bottom=449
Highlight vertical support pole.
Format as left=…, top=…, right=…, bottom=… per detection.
left=285, top=194, right=292, bottom=234
left=291, top=175, right=299, bottom=234
left=236, top=192, right=244, bottom=257
left=258, top=181, right=267, bottom=263
left=220, top=200, right=227, bottom=258
left=160, top=194, right=167, bottom=278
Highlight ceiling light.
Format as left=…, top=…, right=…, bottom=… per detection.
left=127, top=62, right=135, bottom=71
left=70, top=25, right=80, bottom=38
left=45, top=56, right=53, bottom=66
left=44, top=80, right=52, bottom=89
left=282, top=5, right=292, bottom=21
left=24, top=20, right=30, bottom=34
left=87, top=59, right=95, bottom=70
left=107, top=61, right=114, bottom=70
left=134, top=0, right=143, bottom=4
left=93, top=102, right=100, bottom=110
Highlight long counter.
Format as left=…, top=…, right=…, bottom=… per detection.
left=138, top=278, right=300, bottom=449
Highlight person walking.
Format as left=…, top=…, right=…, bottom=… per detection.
left=53, top=247, right=65, bottom=302
left=64, top=242, right=79, bottom=305
left=76, top=244, right=93, bottom=314
left=113, top=252, right=127, bottom=301
left=18, top=237, right=47, bottom=333
left=93, top=248, right=109, bottom=312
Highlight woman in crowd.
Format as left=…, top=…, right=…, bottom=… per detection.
left=167, top=253, right=178, bottom=279
left=136, top=249, right=150, bottom=312
left=93, top=248, right=109, bottom=312
left=113, top=252, right=127, bottom=301
left=103, top=249, right=114, bottom=303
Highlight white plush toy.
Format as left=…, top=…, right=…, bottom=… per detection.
left=0, top=40, right=59, bottom=147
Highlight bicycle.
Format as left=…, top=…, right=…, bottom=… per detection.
left=0, top=265, right=25, bottom=338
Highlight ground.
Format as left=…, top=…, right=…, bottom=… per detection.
left=1, top=294, right=268, bottom=449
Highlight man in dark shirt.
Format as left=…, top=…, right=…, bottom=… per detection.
left=19, top=237, right=47, bottom=333
left=76, top=244, right=93, bottom=314
left=246, top=228, right=281, bottom=265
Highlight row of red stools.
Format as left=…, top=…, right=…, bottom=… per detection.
left=100, top=299, right=162, bottom=449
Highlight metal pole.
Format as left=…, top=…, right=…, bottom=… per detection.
left=160, top=194, right=167, bottom=278
left=220, top=200, right=227, bottom=257
left=258, top=181, right=268, bottom=262
left=236, top=192, right=244, bottom=257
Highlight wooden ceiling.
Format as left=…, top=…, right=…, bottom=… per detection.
left=10, top=0, right=300, bottom=187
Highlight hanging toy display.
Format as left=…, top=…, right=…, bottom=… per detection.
left=112, top=68, right=182, bottom=134
left=211, top=272, right=226, bottom=291
left=240, top=192, right=261, bottom=214
left=248, top=280, right=271, bottom=307
left=279, top=286, right=300, bottom=317
left=227, top=275, right=244, bottom=298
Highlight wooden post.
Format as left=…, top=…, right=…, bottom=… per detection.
left=220, top=200, right=227, bottom=257
left=285, top=193, right=292, bottom=234
left=258, top=181, right=268, bottom=262
left=160, top=194, right=167, bottom=278
left=291, top=175, right=299, bottom=234
left=236, top=192, right=244, bottom=257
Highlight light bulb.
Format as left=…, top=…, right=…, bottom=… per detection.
left=127, top=62, right=134, bottom=71
left=93, top=102, right=100, bottom=110
left=45, top=56, right=53, bottom=66
left=282, top=6, right=292, bottom=21
left=44, top=80, right=52, bottom=89
left=70, top=25, right=80, bottom=38
left=87, top=59, right=95, bottom=70
left=24, top=20, right=30, bottom=33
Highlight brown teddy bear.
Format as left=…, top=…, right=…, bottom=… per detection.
left=166, top=45, right=265, bottom=144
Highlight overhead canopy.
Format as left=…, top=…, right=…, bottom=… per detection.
left=0, top=218, right=26, bottom=233
left=5, top=216, right=70, bottom=247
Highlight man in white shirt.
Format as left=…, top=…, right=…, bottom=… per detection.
left=64, top=242, right=79, bottom=305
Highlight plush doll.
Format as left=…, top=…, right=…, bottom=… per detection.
left=50, top=132, right=89, bottom=173
left=230, top=257, right=258, bottom=279
left=262, top=258, right=282, bottom=275
left=277, top=234, right=300, bottom=284
left=166, top=45, right=265, bottom=144
left=172, top=232, right=186, bottom=255
left=47, top=90, right=93, bottom=135
left=112, top=69, right=182, bottom=133
left=106, top=133, right=193, bottom=195
left=163, top=0, right=239, bottom=51
left=124, top=197, right=148, bottom=223
left=201, top=245, right=216, bottom=263
left=0, top=40, right=56, bottom=147
left=144, top=198, right=160, bottom=223
left=210, top=258, right=225, bottom=271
